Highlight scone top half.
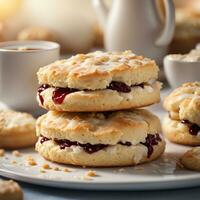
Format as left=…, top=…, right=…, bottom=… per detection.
left=163, top=82, right=200, bottom=126
left=37, top=50, right=159, bottom=90
left=36, top=109, right=164, bottom=158
left=37, top=51, right=161, bottom=112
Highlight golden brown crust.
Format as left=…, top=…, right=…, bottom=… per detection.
left=180, top=147, right=200, bottom=171
left=37, top=51, right=159, bottom=90
left=163, top=82, right=200, bottom=125
left=0, top=110, right=37, bottom=149
left=37, top=81, right=160, bottom=112
left=162, top=115, right=200, bottom=146
left=36, top=109, right=161, bottom=145
left=36, top=138, right=165, bottom=167
left=0, top=180, right=23, bottom=200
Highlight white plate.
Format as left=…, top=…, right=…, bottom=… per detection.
left=0, top=99, right=200, bottom=190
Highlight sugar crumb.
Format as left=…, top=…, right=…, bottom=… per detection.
left=63, top=168, right=71, bottom=172
left=12, top=150, right=22, bottom=157
left=53, top=167, right=60, bottom=171
left=86, top=170, right=97, bottom=177
left=42, top=164, right=51, bottom=170
left=12, top=160, right=17, bottom=164
left=27, top=156, right=37, bottom=166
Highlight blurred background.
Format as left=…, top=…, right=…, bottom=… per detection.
left=0, top=0, right=200, bottom=55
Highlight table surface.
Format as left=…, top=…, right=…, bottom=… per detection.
left=1, top=87, right=200, bottom=199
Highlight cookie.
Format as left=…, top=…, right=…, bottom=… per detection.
left=37, top=51, right=160, bottom=112
left=180, top=147, right=200, bottom=171
left=0, top=180, right=23, bottom=200
left=162, top=115, right=200, bottom=146
left=0, top=110, right=37, bottom=149
left=163, top=82, right=200, bottom=126
left=36, top=109, right=165, bottom=167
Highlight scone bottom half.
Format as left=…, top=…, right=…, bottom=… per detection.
left=36, top=51, right=161, bottom=112
left=35, top=110, right=165, bottom=167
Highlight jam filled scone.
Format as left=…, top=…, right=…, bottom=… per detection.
left=180, top=147, right=200, bottom=171
left=0, top=110, right=37, bottom=149
left=0, top=180, right=23, bottom=200
left=36, top=109, right=165, bottom=167
left=37, top=51, right=161, bottom=112
left=163, top=82, right=200, bottom=145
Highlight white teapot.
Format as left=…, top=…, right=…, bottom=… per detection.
left=93, top=0, right=175, bottom=64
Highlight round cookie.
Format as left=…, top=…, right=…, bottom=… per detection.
left=163, top=82, right=200, bottom=125
left=0, top=180, right=23, bottom=200
left=0, top=110, right=37, bottom=149
left=162, top=115, right=200, bottom=146
left=180, top=147, right=200, bottom=171
left=37, top=51, right=160, bottom=112
left=36, top=109, right=165, bottom=167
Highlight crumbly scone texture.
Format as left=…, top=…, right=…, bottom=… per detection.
left=163, top=82, right=200, bottom=125
left=0, top=180, right=23, bottom=200
left=36, top=109, right=161, bottom=145
left=0, top=110, right=37, bottom=149
left=37, top=81, right=161, bottom=112
left=37, top=50, right=159, bottom=90
left=36, top=138, right=165, bottom=167
left=180, top=147, right=200, bottom=171
left=162, top=115, right=200, bottom=146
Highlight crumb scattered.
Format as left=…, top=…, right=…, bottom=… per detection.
left=12, top=160, right=17, bottom=164
left=53, top=167, right=60, bottom=171
left=40, top=169, right=46, bottom=173
left=63, top=168, right=71, bottom=172
left=42, top=164, right=51, bottom=170
left=118, top=168, right=125, bottom=172
left=12, top=150, right=21, bottom=157
left=0, top=149, right=5, bottom=157
left=27, top=156, right=37, bottom=166
left=86, top=170, right=97, bottom=177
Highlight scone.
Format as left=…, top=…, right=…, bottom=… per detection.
left=163, top=82, right=200, bottom=145
left=0, top=180, right=23, bottom=200
left=17, top=26, right=56, bottom=42
left=37, top=51, right=161, bottom=112
left=35, top=109, right=165, bottom=167
left=0, top=110, right=37, bottom=149
left=180, top=147, right=200, bottom=171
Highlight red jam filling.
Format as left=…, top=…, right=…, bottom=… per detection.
left=40, top=133, right=161, bottom=157
left=140, top=134, right=161, bottom=158
left=52, top=87, right=79, bottom=104
left=38, top=81, right=145, bottom=105
left=181, top=120, right=200, bottom=136
left=37, top=84, right=50, bottom=105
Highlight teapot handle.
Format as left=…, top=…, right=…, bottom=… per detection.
left=155, top=0, right=175, bottom=47
left=92, top=0, right=108, bottom=29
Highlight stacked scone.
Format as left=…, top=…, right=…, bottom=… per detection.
left=163, top=82, right=200, bottom=145
left=36, top=51, right=165, bottom=167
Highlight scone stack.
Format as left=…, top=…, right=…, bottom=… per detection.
left=35, top=51, right=165, bottom=167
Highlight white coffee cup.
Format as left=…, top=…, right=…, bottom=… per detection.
left=164, top=54, right=200, bottom=88
left=0, top=40, right=60, bottom=111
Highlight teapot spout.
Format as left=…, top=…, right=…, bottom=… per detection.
left=155, top=0, right=175, bottom=47
left=92, top=0, right=108, bottom=29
